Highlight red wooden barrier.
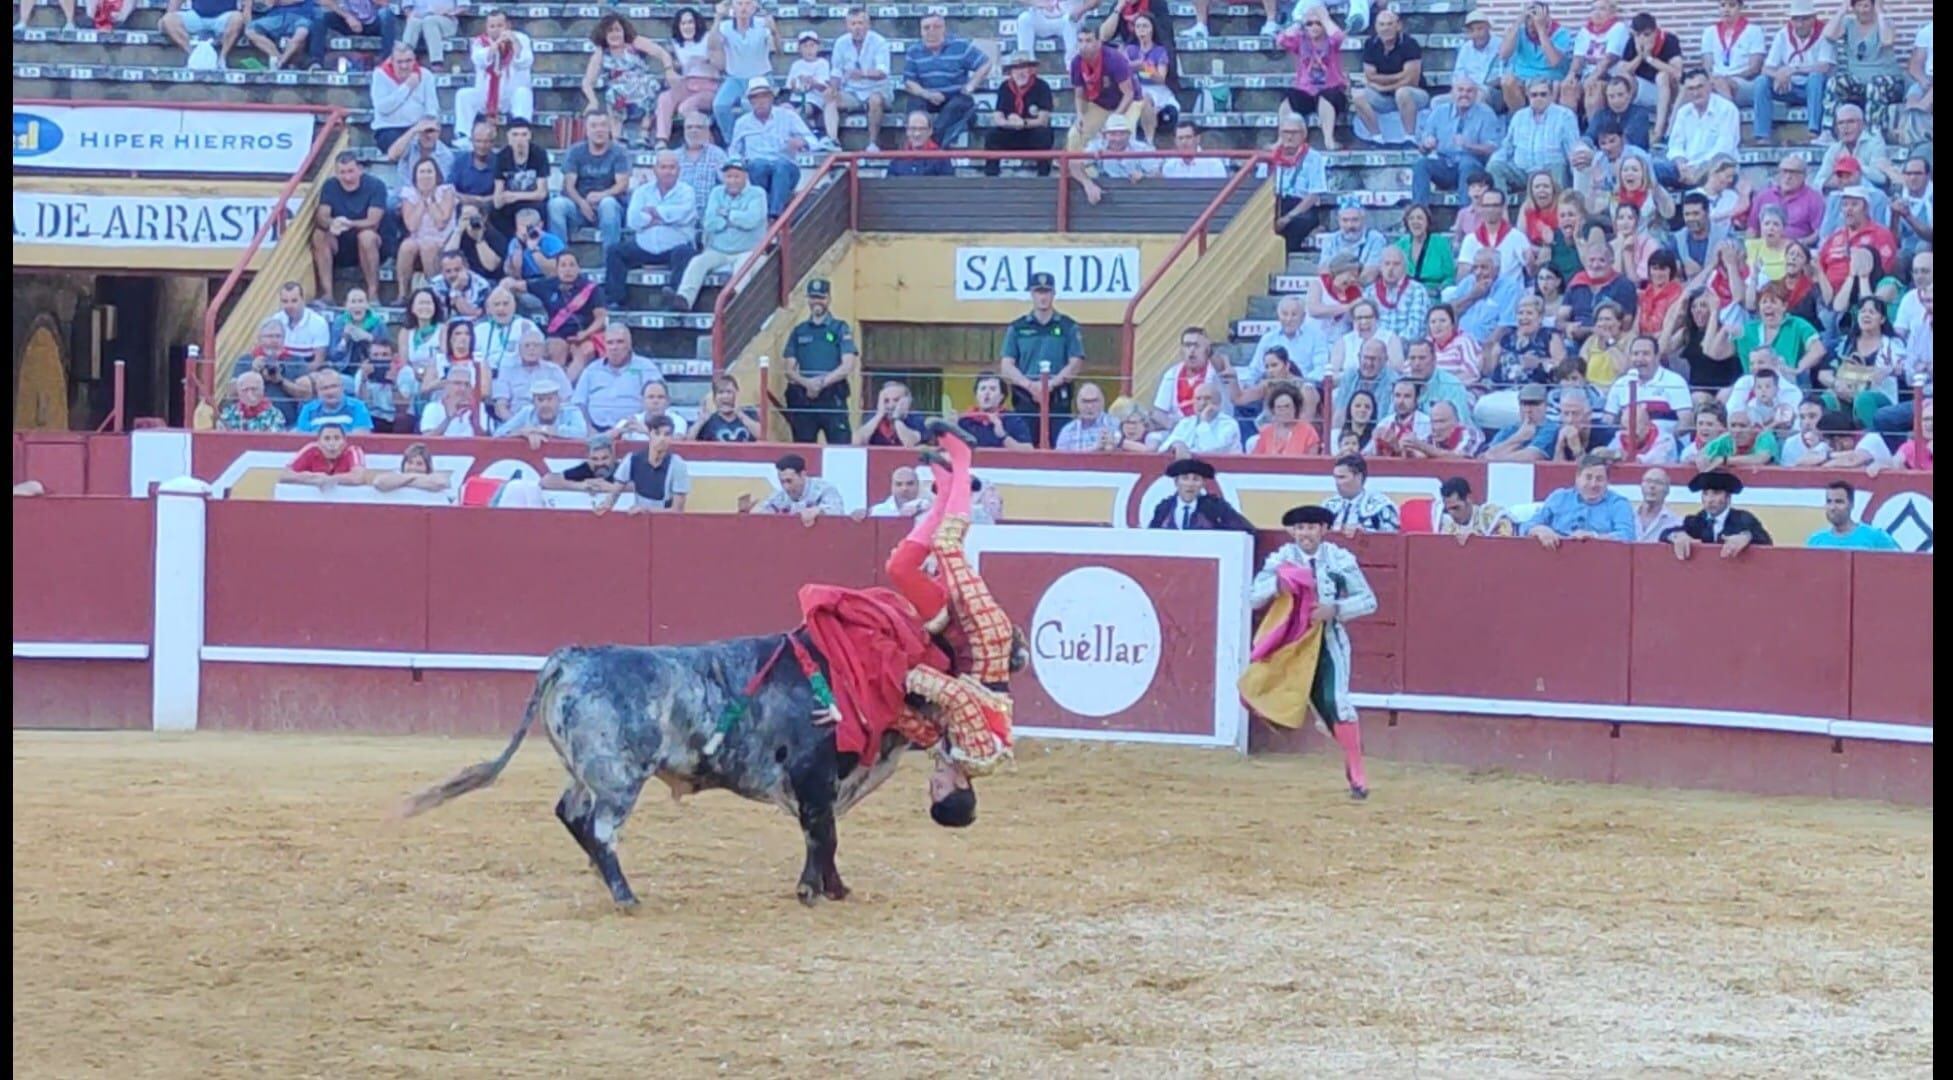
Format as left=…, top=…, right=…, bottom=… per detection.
left=12, top=497, right=154, bottom=643
left=1848, top=553, right=1935, bottom=726
left=204, top=501, right=433, bottom=652
left=425, top=509, right=653, bottom=655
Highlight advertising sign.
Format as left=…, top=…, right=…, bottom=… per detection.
left=13, top=105, right=313, bottom=175
left=954, top=245, right=1143, bottom=300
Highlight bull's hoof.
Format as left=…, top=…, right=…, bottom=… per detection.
left=823, top=881, right=851, bottom=902
left=613, top=894, right=642, bottom=913
left=796, top=882, right=823, bottom=907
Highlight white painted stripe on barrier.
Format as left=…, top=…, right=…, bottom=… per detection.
left=1348, top=692, right=1933, bottom=746
left=13, top=641, right=150, bottom=660
left=201, top=647, right=550, bottom=671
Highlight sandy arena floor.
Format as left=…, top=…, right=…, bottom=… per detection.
left=11, top=732, right=1935, bottom=1078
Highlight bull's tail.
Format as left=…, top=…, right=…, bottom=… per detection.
left=397, top=654, right=568, bottom=818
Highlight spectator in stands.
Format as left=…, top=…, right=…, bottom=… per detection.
left=1753, top=0, right=1832, bottom=143
left=311, top=153, right=386, bottom=304
left=1109, top=399, right=1164, bottom=452
left=1406, top=336, right=1474, bottom=420
left=1664, top=470, right=1772, bottom=555
left=1900, top=18, right=1933, bottom=143
left=1821, top=0, right=1904, bottom=136
left=1575, top=128, right=1666, bottom=220
left=1368, top=381, right=1429, bottom=458
left=1525, top=453, right=1634, bottom=544
left=218, top=371, right=289, bottom=432
left=398, top=0, right=458, bottom=68
left=269, top=282, right=330, bottom=376
left=1884, top=396, right=1931, bottom=470
left=1694, top=154, right=1748, bottom=233
left=1807, top=479, right=1901, bottom=547
left=582, top=13, right=666, bottom=143
left=1479, top=295, right=1563, bottom=423
left=449, top=122, right=502, bottom=226
left=1247, top=383, right=1320, bottom=457
left=280, top=420, right=368, bottom=488
left=1000, top=270, right=1086, bottom=433
left=905, top=12, right=988, bottom=149
left=1253, top=295, right=1328, bottom=394
left=1146, top=458, right=1256, bottom=532
left=308, top=0, right=393, bottom=70
left=1500, top=2, right=1574, bottom=113
left=1890, top=157, right=1932, bottom=269
left=1564, top=0, right=1629, bottom=117
left=1635, top=249, right=1685, bottom=335
left=830, top=8, right=894, bottom=151
left=242, top=0, right=313, bottom=71
left=864, top=465, right=928, bottom=517
left=1576, top=300, right=1632, bottom=387
left=1408, top=400, right=1484, bottom=460
left=671, top=158, right=765, bottom=311
left=1566, top=242, right=1638, bottom=346
left=612, top=416, right=691, bottom=512
left=1277, top=5, right=1348, bottom=152
left=1425, top=304, right=1482, bottom=384
left=295, top=369, right=375, bottom=433
left=1729, top=360, right=1801, bottom=434
left=1550, top=388, right=1617, bottom=460
left=1451, top=11, right=1502, bottom=97
left=1072, top=109, right=1159, bottom=202
left=692, top=374, right=763, bottom=442
left=1617, top=13, right=1684, bottom=139
left=1458, top=189, right=1533, bottom=286
left=1066, top=24, right=1134, bottom=151
left=574, top=324, right=662, bottom=433
left=1152, top=324, right=1218, bottom=427
left=1410, top=73, right=1502, bottom=206
left=960, top=373, right=1036, bottom=449
left=368, top=442, right=454, bottom=496
left=612, top=380, right=692, bottom=440
left=782, top=278, right=857, bottom=444
left=1331, top=299, right=1407, bottom=383
left=471, top=287, right=538, bottom=381
left=1317, top=201, right=1389, bottom=278
left=729, top=79, right=814, bottom=218
left=1271, top=116, right=1330, bottom=253
left=1666, top=192, right=1721, bottom=282
left=675, top=112, right=731, bottom=207
left=1334, top=338, right=1399, bottom=428
left=416, top=366, right=487, bottom=437
left=1124, top=13, right=1177, bottom=144
left=488, top=325, right=569, bottom=422
left=527, top=434, right=625, bottom=512
left=710, top=0, right=778, bottom=145
left=888, top=110, right=955, bottom=177
left=1306, top=254, right=1364, bottom=345
left=1820, top=296, right=1902, bottom=421
left=1491, top=78, right=1578, bottom=191
left=1161, top=124, right=1225, bottom=179
left=329, top=288, right=385, bottom=378
left=987, top=52, right=1057, bottom=176
left=550, top=113, right=632, bottom=251
left=606, top=150, right=698, bottom=309
left=1586, top=75, right=1652, bottom=151
left=1353, top=8, right=1429, bottom=144
left=395, top=158, right=459, bottom=304
left=1701, top=0, right=1767, bottom=112
left=650, top=8, right=720, bottom=149
left=489, top=120, right=551, bottom=238
left=1336, top=385, right=1381, bottom=452
left=785, top=31, right=835, bottom=141
left=1779, top=398, right=1844, bottom=464
left=1656, top=69, right=1738, bottom=191
left=1817, top=106, right=1899, bottom=193
left=352, top=338, right=407, bottom=436
left=1817, top=189, right=1898, bottom=292
left=1396, top=205, right=1456, bottom=291
left=1629, top=467, right=1683, bottom=541
left=386, top=119, right=456, bottom=217
left=1608, top=203, right=1662, bottom=283
left=1483, top=382, right=1554, bottom=461
left=370, top=43, right=440, bottom=150
left=1746, top=152, right=1825, bottom=243
left=852, top=379, right=923, bottom=446
left=160, top=0, right=245, bottom=66
left=494, top=207, right=560, bottom=318
left=740, top=452, right=844, bottom=521
left=1159, top=381, right=1243, bottom=456
left=536, top=251, right=608, bottom=374
left=1601, top=334, right=1691, bottom=428
left=454, top=10, right=534, bottom=142
left=1099, top=0, right=1177, bottom=56
left=430, top=250, right=490, bottom=321
left=1322, top=454, right=1399, bottom=534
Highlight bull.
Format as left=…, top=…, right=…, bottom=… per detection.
left=400, top=635, right=938, bottom=909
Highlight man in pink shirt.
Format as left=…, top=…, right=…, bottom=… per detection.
left=1745, top=152, right=1825, bottom=242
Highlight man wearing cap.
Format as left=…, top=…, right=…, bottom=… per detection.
left=1747, top=153, right=1826, bottom=243
left=671, top=158, right=767, bottom=312
left=1653, top=69, right=1737, bottom=191
left=279, top=419, right=370, bottom=489
left=1807, top=480, right=1901, bottom=549
left=729, top=79, right=816, bottom=219
left=1066, top=24, right=1137, bottom=151
left=829, top=8, right=894, bottom=151
left=1815, top=153, right=1894, bottom=237
left=782, top=278, right=859, bottom=445
left=887, top=110, right=955, bottom=177
left=902, top=13, right=989, bottom=150
left=1247, top=503, right=1378, bottom=800
left=1661, top=470, right=1771, bottom=558
left=999, top=271, right=1086, bottom=439
left=986, top=52, right=1057, bottom=176
left=1524, top=453, right=1636, bottom=545
left=1484, top=382, right=1558, bottom=461
left=1816, top=184, right=1898, bottom=291
left=494, top=379, right=590, bottom=447
left=1147, top=458, right=1255, bottom=532
left=1410, top=73, right=1502, bottom=205
left=1753, top=0, right=1832, bottom=142
left=1069, top=113, right=1157, bottom=205
left=605, top=150, right=697, bottom=309
left=1455, top=10, right=1505, bottom=97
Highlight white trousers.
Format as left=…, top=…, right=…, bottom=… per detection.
left=1015, top=8, right=1079, bottom=65
left=454, top=82, right=536, bottom=137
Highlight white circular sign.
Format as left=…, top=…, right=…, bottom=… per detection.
left=1028, top=566, right=1163, bottom=717
left=1869, top=492, right=1934, bottom=553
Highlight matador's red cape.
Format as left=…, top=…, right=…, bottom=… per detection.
left=797, top=584, right=949, bottom=765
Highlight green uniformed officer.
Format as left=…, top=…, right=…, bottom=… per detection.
left=999, top=271, right=1086, bottom=446
left=782, top=278, right=859, bottom=444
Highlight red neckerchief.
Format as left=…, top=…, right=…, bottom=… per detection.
left=1076, top=48, right=1105, bottom=104
left=236, top=397, right=273, bottom=419
left=1434, top=424, right=1471, bottom=451
left=1119, top=0, right=1147, bottom=22
left=1617, top=184, right=1650, bottom=211
left=1372, top=277, right=1410, bottom=311
left=1431, top=331, right=1458, bottom=354
left=1475, top=220, right=1513, bottom=250
left=1782, top=19, right=1822, bottom=63
left=1522, top=205, right=1557, bottom=246
left=1319, top=274, right=1360, bottom=305
left=1174, top=363, right=1206, bottom=415
left=92, top=0, right=121, bottom=29
left=1570, top=268, right=1618, bottom=290
left=1271, top=141, right=1308, bottom=169
left=476, top=33, right=516, bottom=115
left=1783, top=271, right=1815, bottom=310
left=1004, top=75, right=1034, bottom=115
left=1622, top=418, right=1661, bottom=456
left=1377, top=414, right=1418, bottom=453
left=378, top=56, right=414, bottom=84
left=1583, top=15, right=1618, bottom=57
left=1715, top=17, right=1752, bottom=66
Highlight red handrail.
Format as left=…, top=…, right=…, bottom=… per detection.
left=194, top=105, right=349, bottom=423
left=1118, top=152, right=1271, bottom=394
left=93, top=360, right=125, bottom=434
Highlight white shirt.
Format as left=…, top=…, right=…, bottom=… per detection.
left=278, top=307, right=332, bottom=355
left=1574, top=22, right=1630, bottom=73
left=1249, top=322, right=1330, bottom=384
left=1779, top=428, right=1891, bottom=467
left=1764, top=25, right=1835, bottom=74
left=1602, top=368, right=1692, bottom=421
left=1159, top=412, right=1244, bottom=455
left=1916, top=21, right=1933, bottom=80
left=469, top=30, right=535, bottom=94
left=1456, top=224, right=1534, bottom=284
left=1665, top=93, right=1740, bottom=167
left=1700, top=21, right=1767, bottom=77
left=1725, top=375, right=1804, bottom=422
left=831, top=29, right=893, bottom=96
left=869, top=492, right=931, bottom=517
left=1152, top=360, right=1223, bottom=418
left=1453, top=37, right=1501, bottom=88
left=1895, top=289, right=1927, bottom=342
left=1161, top=156, right=1228, bottom=180
left=614, top=409, right=692, bottom=440
left=471, top=315, right=541, bottom=376
left=787, top=57, right=832, bottom=95
left=625, top=179, right=699, bottom=255
left=419, top=398, right=492, bottom=436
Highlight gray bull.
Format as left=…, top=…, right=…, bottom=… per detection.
left=400, top=636, right=913, bottom=909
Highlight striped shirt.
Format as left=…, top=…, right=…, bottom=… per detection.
left=902, top=36, right=985, bottom=95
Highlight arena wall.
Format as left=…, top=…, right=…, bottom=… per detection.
left=11, top=488, right=1932, bottom=804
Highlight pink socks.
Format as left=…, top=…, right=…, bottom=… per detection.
left=1331, top=722, right=1368, bottom=792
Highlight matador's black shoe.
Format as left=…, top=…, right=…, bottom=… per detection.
left=925, top=417, right=978, bottom=448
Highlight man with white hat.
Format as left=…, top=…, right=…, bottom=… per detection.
left=1753, top=0, right=1832, bottom=142
left=1453, top=9, right=1505, bottom=101
left=728, top=78, right=817, bottom=219
left=494, top=378, right=590, bottom=447
left=1068, top=112, right=1156, bottom=205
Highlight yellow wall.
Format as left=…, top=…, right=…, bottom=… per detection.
left=845, top=232, right=1191, bottom=325
left=14, top=177, right=312, bottom=272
